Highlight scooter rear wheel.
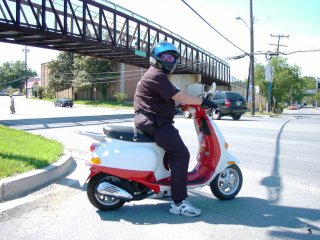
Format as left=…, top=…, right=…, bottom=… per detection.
left=210, top=164, right=242, bottom=200
left=87, top=173, right=126, bottom=211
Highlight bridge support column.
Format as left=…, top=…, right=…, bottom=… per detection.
left=120, top=63, right=125, bottom=93
left=169, top=74, right=203, bottom=96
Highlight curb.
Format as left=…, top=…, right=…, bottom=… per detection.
left=0, top=151, right=74, bottom=202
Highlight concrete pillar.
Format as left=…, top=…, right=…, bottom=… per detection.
left=120, top=63, right=125, bottom=93
left=169, top=74, right=202, bottom=94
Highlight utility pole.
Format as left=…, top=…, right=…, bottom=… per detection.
left=22, top=46, right=30, bottom=98
left=269, top=34, right=289, bottom=55
left=249, top=0, right=255, bottom=115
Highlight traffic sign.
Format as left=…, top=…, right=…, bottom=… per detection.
left=135, top=49, right=146, bottom=57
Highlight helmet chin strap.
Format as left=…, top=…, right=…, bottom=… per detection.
left=150, top=57, right=169, bottom=73
left=150, top=57, right=157, bottom=65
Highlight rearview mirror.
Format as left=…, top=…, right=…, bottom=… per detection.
left=211, top=82, right=216, bottom=93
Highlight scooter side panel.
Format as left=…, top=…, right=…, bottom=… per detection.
left=207, top=117, right=241, bottom=179
left=94, top=139, right=163, bottom=172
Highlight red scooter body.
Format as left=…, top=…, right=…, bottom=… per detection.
left=85, top=105, right=242, bottom=211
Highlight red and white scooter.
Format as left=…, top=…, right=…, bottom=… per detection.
left=83, top=98, right=243, bottom=211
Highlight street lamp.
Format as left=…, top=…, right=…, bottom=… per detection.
left=235, top=16, right=250, bottom=103
left=235, top=0, right=255, bottom=115
left=249, top=0, right=255, bottom=115
left=22, top=46, right=29, bottom=98
left=235, top=16, right=250, bottom=30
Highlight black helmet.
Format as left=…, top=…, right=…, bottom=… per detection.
left=150, top=41, right=180, bottom=73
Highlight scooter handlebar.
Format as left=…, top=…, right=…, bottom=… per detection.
left=201, top=98, right=218, bottom=109
left=179, top=104, right=204, bottom=114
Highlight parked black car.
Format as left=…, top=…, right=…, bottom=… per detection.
left=183, top=91, right=247, bottom=120
left=54, top=98, right=73, bottom=107
left=209, top=91, right=247, bottom=120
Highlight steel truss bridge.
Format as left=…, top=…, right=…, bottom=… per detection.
left=0, top=0, right=230, bottom=85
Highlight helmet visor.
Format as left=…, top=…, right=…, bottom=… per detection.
left=160, top=53, right=176, bottom=63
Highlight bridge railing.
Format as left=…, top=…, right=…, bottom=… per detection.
left=0, top=0, right=230, bottom=85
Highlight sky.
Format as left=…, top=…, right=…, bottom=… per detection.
left=0, top=0, right=319, bottom=80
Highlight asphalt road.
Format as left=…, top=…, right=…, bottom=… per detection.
left=0, top=96, right=319, bottom=240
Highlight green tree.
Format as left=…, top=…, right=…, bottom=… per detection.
left=254, top=57, right=304, bottom=109
left=72, top=71, right=92, bottom=91
left=73, top=55, right=113, bottom=100
left=48, top=53, right=113, bottom=100
left=254, top=63, right=267, bottom=98
left=315, top=91, right=320, bottom=104
left=0, top=61, right=37, bottom=90
left=301, top=76, right=317, bottom=105
left=48, top=52, right=75, bottom=92
left=302, top=76, right=317, bottom=90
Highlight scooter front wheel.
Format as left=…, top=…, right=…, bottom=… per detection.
left=87, top=173, right=126, bottom=211
left=210, top=164, right=242, bottom=200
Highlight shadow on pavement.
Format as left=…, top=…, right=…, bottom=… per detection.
left=260, top=119, right=294, bottom=204
left=96, top=190, right=320, bottom=239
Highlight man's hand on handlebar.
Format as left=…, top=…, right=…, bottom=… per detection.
left=201, top=98, right=218, bottom=109
left=177, top=104, right=188, bottom=111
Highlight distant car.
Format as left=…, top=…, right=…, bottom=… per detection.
left=54, top=98, right=73, bottom=107
left=0, top=90, right=7, bottom=96
left=12, top=91, right=20, bottom=96
left=288, top=105, right=299, bottom=110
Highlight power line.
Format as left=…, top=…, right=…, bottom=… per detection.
left=0, top=77, right=25, bottom=85
left=281, top=49, right=320, bottom=55
left=180, top=0, right=249, bottom=56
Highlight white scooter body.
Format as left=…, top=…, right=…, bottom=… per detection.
left=85, top=105, right=243, bottom=211
left=93, top=138, right=170, bottom=180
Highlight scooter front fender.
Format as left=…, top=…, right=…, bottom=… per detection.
left=213, top=152, right=240, bottom=179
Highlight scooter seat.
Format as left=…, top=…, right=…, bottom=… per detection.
left=103, top=125, right=155, bottom=142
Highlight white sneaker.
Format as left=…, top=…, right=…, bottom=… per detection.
left=152, top=190, right=171, bottom=199
left=169, top=199, right=201, bottom=217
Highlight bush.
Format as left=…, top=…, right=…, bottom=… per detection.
left=38, top=86, right=44, bottom=99
left=44, top=88, right=56, bottom=99
left=114, top=92, right=127, bottom=103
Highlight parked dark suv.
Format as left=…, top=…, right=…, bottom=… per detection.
left=183, top=91, right=247, bottom=120
left=209, top=91, right=247, bottom=120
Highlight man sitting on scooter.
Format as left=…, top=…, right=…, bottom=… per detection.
left=134, top=41, right=216, bottom=217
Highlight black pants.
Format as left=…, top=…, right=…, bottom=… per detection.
left=135, top=113, right=190, bottom=202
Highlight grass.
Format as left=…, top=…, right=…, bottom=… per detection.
left=0, top=125, right=64, bottom=179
